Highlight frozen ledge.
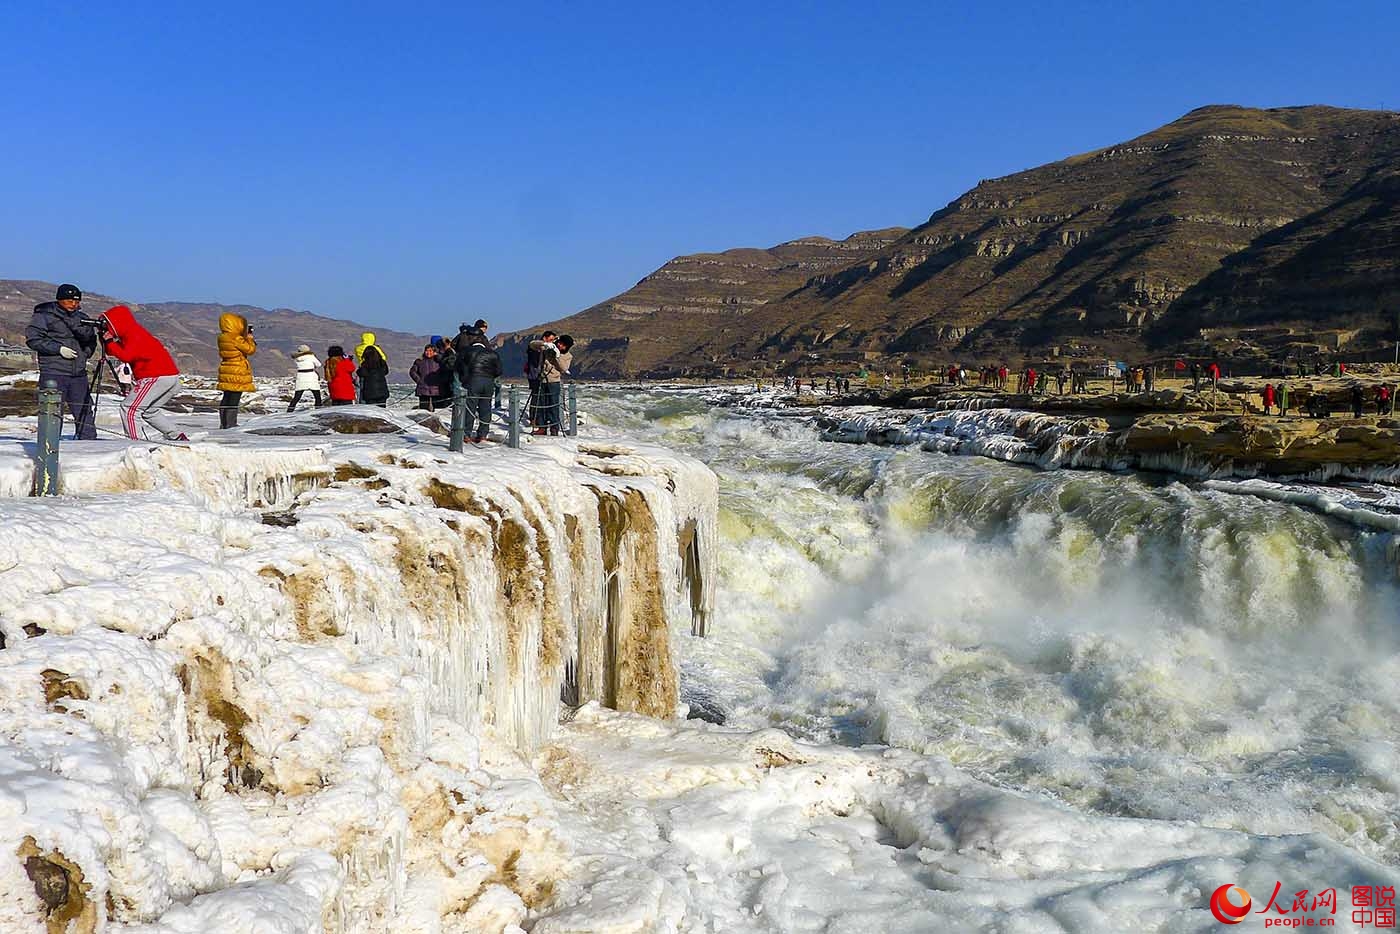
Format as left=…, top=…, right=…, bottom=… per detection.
left=0, top=409, right=717, bottom=932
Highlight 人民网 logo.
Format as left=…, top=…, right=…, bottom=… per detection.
left=1210, top=884, right=1252, bottom=924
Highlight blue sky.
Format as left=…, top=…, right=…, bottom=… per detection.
left=3, top=1, right=1397, bottom=333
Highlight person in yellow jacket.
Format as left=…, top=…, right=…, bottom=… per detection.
left=217, top=312, right=256, bottom=428
left=354, top=332, right=390, bottom=405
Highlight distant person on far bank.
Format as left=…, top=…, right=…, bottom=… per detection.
left=357, top=333, right=390, bottom=407
left=455, top=328, right=502, bottom=442
left=288, top=344, right=322, bottom=411
left=101, top=305, right=188, bottom=441
left=325, top=346, right=356, bottom=405
left=25, top=283, right=98, bottom=439
left=216, top=312, right=256, bottom=428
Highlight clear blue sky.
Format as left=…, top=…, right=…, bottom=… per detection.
left=3, top=1, right=1396, bottom=333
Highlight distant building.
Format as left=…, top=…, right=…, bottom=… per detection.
left=0, top=342, right=34, bottom=363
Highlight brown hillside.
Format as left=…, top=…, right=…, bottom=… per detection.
left=497, top=228, right=908, bottom=378
left=509, top=105, right=1400, bottom=377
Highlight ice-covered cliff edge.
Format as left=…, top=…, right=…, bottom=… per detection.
left=0, top=410, right=716, bottom=932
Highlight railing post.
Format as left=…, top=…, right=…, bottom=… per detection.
left=566, top=384, right=578, bottom=437
left=35, top=379, right=62, bottom=495
left=449, top=389, right=466, bottom=452
left=494, top=381, right=501, bottom=409
left=507, top=385, right=520, bottom=449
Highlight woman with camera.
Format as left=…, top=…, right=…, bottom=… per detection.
left=216, top=312, right=256, bottom=428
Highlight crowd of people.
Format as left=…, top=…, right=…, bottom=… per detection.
left=23, top=283, right=577, bottom=444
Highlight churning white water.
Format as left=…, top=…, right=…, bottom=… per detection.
left=589, top=387, right=1400, bottom=869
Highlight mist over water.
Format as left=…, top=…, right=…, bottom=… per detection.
left=587, top=388, right=1400, bottom=866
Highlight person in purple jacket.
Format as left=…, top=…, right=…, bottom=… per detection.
left=408, top=344, right=444, bottom=410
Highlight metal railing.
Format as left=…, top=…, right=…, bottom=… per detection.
left=448, top=382, right=578, bottom=452
left=29, top=378, right=585, bottom=494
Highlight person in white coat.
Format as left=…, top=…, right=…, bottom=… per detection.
left=288, top=344, right=323, bottom=410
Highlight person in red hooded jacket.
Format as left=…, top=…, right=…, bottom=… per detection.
left=100, top=305, right=188, bottom=441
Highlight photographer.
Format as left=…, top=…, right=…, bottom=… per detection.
left=100, top=306, right=188, bottom=441
left=24, top=283, right=98, bottom=439
left=216, top=313, right=256, bottom=428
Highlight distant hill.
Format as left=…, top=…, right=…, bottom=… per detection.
left=510, top=105, right=1400, bottom=376
left=0, top=281, right=430, bottom=380
left=497, top=229, right=909, bottom=378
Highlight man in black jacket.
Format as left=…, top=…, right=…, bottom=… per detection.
left=25, top=284, right=98, bottom=439
left=455, top=330, right=502, bottom=442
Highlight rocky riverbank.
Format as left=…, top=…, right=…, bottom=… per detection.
left=803, top=376, right=1400, bottom=480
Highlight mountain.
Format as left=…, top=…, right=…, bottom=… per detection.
left=497, top=229, right=908, bottom=378
left=0, top=281, right=430, bottom=380
left=511, top=105, right=1400, bottom=376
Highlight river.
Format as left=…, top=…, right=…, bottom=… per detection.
left=586, top=386, right=1400, bottom=871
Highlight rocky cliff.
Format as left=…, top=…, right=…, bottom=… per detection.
left=512, top=105, right=1400, bottom=377
left=497, top=229, right=908, bottom=379
left=0, top=280, right=431, bottom=380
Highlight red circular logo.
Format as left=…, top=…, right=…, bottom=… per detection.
left=1210, top=884, right=1252, bottom=924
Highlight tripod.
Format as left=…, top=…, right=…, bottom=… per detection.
left=79, top=318, right=124, bottom=436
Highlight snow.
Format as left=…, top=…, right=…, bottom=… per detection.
left=3, top=390, right=1398, bottom=932
left=0, top=404, right=716, bottom=932
left=535, top=705, right=1398, bottom=932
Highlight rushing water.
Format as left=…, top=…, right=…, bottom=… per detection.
left=587, top=386, right=1400, bottom=868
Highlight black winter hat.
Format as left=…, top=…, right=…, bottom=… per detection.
left=56, top=283, right=82, bottom=302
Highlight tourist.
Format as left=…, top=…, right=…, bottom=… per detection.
left=1351, top=384, right=1365, bottom=418
left=1262, top=383, right=1275, bottom=415
left=529, top=334, right=573, bottom=436
left=1378, top=385, right=1391, bottom=415
left=1278, top=382, right=1289, bottom=417
left=525, top=329, right=558, bottom=425
left=288, top=344, right=322, bottom=411
left=216, top=312, right=256, bottom=428
left=25, top=283, right=98, bottom=439
left=100, top=305, right=188, bottom=441
left=325, top=346, right=356, bottom=405
left=1190, top=361, right=1201, bottom=391
left=408, top=345, right=443, bottom=410
left=358, top=335, right=390, bottom=407
left=1207, top=362, right=1221, bottom=388
left=455, top=329, right=502, bottom=442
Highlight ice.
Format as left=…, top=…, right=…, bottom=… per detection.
left=4, top=390, right=1399, bottom=932
left=0, top=407, right=716, bottom=931
left=534, top=705, right=1400, bottom=933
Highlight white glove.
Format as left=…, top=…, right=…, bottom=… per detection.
left=58, top=346, right=78, bottom=360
